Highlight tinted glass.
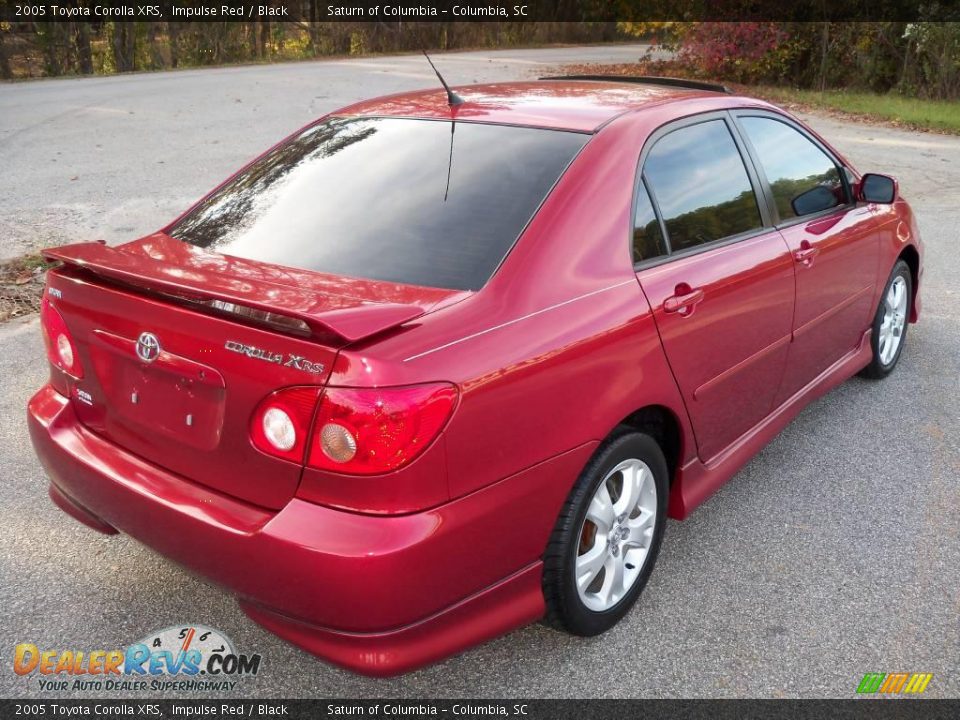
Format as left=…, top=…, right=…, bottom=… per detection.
left=170, top=118, right=587, bottom=290
left=633, top=181, right=667, bottom=262
left=861, top=173, right=896, bottom=203
left=644, top=120, right=762, bottom=252
left=739, top=116, right=847, bottom=221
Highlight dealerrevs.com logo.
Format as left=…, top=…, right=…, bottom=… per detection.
left=13, top=624, right=262, bottom=692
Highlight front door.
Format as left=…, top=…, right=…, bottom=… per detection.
left=634, top=115, right=795, bottom=462
left=733, top=113, right=882, bottom=403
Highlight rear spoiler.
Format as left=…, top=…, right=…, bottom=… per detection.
left=43, top=242, right=426, bottom=344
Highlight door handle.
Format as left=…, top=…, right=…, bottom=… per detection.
left=794, top=242, right=820, bottom=266
left=663, top=286, right=705, bottom=315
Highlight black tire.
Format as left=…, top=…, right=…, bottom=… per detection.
left=860, top=259, right=912, bottom=380
left=542, top=429, right=668, bottom=636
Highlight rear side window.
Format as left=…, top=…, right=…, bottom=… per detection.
left=738, top=116, right=847, bottom=221
left=170, top=118, right=587, bottom=291
left=633, top=181, right=667, bottom=262
left=643, top=119, right=762, bottom=253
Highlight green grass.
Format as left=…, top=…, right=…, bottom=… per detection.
left=750, top=87, right=960, bottom=134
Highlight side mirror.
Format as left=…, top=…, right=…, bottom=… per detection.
left=859, top=173, right=897, bottom=204
left=791, top=185, right=839, bottom=216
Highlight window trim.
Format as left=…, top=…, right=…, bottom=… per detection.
left=729, top=109, right=856, bottom=230
left=630, top=111, right=774, bottom=272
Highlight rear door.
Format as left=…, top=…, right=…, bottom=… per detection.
left=732, top=112, right=881, bottom=404
left=634, top=113, right=796, bottom=462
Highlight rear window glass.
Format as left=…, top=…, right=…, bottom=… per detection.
left=169, top=117, right=587, bottom=291
left=643, top=119, right=762, bottom=252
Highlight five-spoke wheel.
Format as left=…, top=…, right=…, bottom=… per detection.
left=862, top=259, right=912, bottom=379
left=542, top=430, right=667, bottom=636
left=878, top=274, right=908, bottom=366
left=576, top=459, right=658, bottom=612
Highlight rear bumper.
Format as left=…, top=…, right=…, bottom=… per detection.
left=28, top=385, right=590, bottom=676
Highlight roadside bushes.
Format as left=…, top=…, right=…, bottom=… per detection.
left=628, top=21, right=960, bottom=100
left=903, top=22, right=960, bottom=99
left=677, top=23, right=798, bottom=84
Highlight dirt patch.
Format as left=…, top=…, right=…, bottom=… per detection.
left=0, top=254, right=50, bottom=323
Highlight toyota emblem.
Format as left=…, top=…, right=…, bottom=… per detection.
left=135, top=332, right=161, bottom=363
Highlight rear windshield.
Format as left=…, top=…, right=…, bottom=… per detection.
left=169, top=117, right=588, bottom=290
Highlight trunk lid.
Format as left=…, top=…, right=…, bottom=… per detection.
left=44, top=235, right=461, bottom=510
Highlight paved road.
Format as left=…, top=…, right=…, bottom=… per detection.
left=1, top=46, right=958, bottom=699
left=0, top=43, right=660, bottom=260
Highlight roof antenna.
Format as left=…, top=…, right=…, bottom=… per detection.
left=423, top=50, right=464, bottom=107
left=444, top=118, right=456, bottom=202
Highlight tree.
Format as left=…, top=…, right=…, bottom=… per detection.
left=168, top=22, right=180, bottom=68
left=75, top=22, right=92, bottom=74
left=111, top=22, right=137, bottom=73
left=0, top=26, right=13, bottom=80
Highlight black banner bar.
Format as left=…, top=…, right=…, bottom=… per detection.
left=1, top=700, right=960, bottom=720
left=2, top=0, right=959, bottom=23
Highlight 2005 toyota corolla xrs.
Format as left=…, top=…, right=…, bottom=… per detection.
left=28, top=76, right=922, bottom=676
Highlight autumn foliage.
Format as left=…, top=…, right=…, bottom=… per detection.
left=626, top=21, right=960, bottom=100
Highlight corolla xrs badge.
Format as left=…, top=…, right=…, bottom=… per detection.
left=224, top=340, right=325, bottom=374
left=135, top=332, right=161, bottom=362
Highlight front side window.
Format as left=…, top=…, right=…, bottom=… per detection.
left=643, top=119, right=763, bottom=253
left=739, top=116, right=847, bottom=222
left=170, top=117, right=587, bottom=291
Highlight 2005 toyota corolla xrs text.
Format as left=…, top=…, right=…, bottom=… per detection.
left=28, top=76, right=922, bottom=676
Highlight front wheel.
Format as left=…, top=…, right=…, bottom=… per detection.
left=542, top=430, right=668, bottom=636
left=861, top=260, right=912, bottom=379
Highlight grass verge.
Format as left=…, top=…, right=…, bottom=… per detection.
left=748, top=86, right=960, bottom=135
left=555, top=62, right=960, bottom=135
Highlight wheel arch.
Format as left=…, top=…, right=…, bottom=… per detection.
left=897, top=244, right=921, bottom=323
left=614, top=405, right=686, bottom=486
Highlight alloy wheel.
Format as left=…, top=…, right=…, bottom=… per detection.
left=575, top=458, right=658, bottom=612
left=879, top=275, right=908, bottom=366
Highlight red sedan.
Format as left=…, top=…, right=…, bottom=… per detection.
left=28, top=76, right=922, bottom=676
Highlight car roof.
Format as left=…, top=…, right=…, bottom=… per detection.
left=337, top=79, right=745, bottom=133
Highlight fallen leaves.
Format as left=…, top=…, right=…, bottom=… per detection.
left=0, top=253, right=50, bottom=323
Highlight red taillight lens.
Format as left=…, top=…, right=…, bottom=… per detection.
left=308, top=383, right=458, bottom=475
left=40, top=293, right=83, bottom=379
left=250, top=387, right=322, bottom=464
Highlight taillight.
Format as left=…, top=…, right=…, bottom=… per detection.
left=250, top=387, right=322, bottom=463
left=308, top=383, right=457, bottom=475
left=250, top=383, right=457, bottom=473
left=40, top=293, right=83, bottom=379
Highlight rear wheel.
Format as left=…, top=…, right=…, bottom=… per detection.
left=861, top=260, right=912, bottom=379
left=542, top=430, right=668, bottom=635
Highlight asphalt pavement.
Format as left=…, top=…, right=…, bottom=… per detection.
left=0, top=45, right=958, bottom=699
